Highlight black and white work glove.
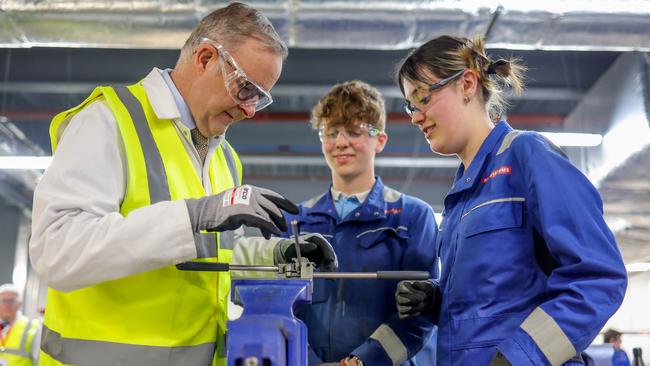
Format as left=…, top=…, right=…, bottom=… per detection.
left=185, top=185, right=299, bottom=239
left=395, top=279, right=440, bottom=319
left=273, top=233, right=339, bottom=272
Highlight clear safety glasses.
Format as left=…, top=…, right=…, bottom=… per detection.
left=403, top=69, right=465, bottom=117
left=318, top=123, right=382, bottom=143
left=200, top=37, right=273, bottom=112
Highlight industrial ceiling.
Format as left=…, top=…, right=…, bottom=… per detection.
left=0, top=0, right=648, bottom=263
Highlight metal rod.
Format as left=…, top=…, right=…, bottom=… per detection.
left=313, top=272, right=378, bottom=279
left=291, top=219, right=302, bottom=261
left=229, top=265, right=279, bottom=272
left=313, top=270, right=430, bottom=280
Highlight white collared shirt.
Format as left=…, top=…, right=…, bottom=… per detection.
left=330, top=188, right=371, bottom=204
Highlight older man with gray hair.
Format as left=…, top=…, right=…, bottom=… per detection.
left=29, top=3, right=338, bottom=365
left=0, top=283, right=40, bottom=366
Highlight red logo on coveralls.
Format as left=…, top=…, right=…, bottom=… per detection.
left=481, top=166, right=512, bottom=184
left=385, top=208, right=403, bottom=214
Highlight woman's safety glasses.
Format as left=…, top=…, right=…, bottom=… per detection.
left=200, top=38, right=273, bottom=112
left=318, top=123, right=382, bottom=143
left=403, top=69, right=465, bottom=117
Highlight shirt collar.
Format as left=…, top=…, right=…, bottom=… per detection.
left=330, top=188, right=371, bottom=204
left=160, top=68, right=197, bottom=130
left=141, top=67, right=225, bottom=147
left=451, top=120, right=513, bottom=193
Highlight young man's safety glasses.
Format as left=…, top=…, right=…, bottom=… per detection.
left=318, top=123, right=382, bottom=143
left=200, top=38, right=273, bottom=112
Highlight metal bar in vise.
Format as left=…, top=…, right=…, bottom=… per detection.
left=314, top=271, right=430, bottom=280
left=176, top=262, right=279, bottom=272
left=291, top=219, right=302, bottom=262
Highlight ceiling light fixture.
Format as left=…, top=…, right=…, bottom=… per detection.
left=540, top=132, right=603, bottom=147
left=625, top=262, right=650, bottom=273
left=0, top=156, right=52, bottom=170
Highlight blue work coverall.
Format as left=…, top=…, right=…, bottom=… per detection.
left=435, top=121, right=627, bottom=365
left=285, top=177, right=438, bottom=366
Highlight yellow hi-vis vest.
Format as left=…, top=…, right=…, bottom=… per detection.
left=40, top=82, right=242, bottom=366
left=0, top=315, right=40, bottom=366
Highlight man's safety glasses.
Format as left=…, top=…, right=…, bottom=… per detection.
left=318, top=123, right=382, bottom=143
left=403, top=70, right=465, bottom=117
left=200, top=38, right=273, bottom=112
left=0, top=298, right=18, bottom=305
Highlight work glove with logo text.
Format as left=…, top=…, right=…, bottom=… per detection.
left=185, top=185, right=299, bottom=239
left=395, top=279, right=440, bottom=320
left=273, top=233, right=339, bottom=272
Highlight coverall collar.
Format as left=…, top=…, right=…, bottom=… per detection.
left=448, top=120, right=513, bottom=196
left=308, top=176, right=389, bottom=222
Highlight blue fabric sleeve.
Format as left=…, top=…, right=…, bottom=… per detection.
left=351, top=199, right=438, bottom=365
left=497, top=133, right=627, bottom=365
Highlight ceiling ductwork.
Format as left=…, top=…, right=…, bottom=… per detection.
left=0, top=1, right=649, bottom=51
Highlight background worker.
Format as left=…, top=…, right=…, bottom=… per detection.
left=604, top=329, right=632, bottom=366
left=236, top=80, right=438, bottom=366
left=28, top=3, right=336, bottom=365
left=0, top=283, right=40, bottom=366
left=394, top=35, right=627, bottom=365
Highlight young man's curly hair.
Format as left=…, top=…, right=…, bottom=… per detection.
left=310, top=80, right=386, bottom=131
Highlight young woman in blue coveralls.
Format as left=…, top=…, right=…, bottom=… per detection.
left=393, top=35, right=628, bottom=366
left=278, top=81, right=439, bottom=366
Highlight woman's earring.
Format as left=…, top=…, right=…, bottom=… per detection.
left=463, top=96, right=470, bottom=104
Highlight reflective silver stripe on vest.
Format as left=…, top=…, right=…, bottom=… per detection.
left=19, top=319, right=34, bottom=358
left=0, top=319, right=33, bottom=358
left=218, top=141, right=238, bottom=251
left=496, top=130, right=521, bottom=156
left=194, top=233, right=218, bottom=258
left=113, top=86, right=171, bottom=204
left=41, top=324, right=216, bottom=366
left=219, top=230, right=235, bottom=250
left=1, top=348, right=29, bottom=357
left=369, top=324, right=408, bottom=365
left=520, top=307, right=577, bottom=366
left=221, top=140, right=240, bottom=186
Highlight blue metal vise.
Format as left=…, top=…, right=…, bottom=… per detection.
left=228, top=279, right=312, bottom=366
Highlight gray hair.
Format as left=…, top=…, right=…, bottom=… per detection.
left=0, top=283, right=21, bottom=302
left=179, top=2, right=288, bottom=62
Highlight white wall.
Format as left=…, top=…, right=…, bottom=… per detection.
left=592, top=270, right=650, bottom=360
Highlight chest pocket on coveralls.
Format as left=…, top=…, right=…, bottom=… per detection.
left=449, top=199, right=528, bottom=357
left=451, top=199, right=525, bottom=300
left=356, top=227, right=409, bottom=271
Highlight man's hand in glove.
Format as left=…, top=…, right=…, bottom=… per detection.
left=185, top=185, right=299, bottom=239
left=395, top=279, right=440, bottom=319
left=274, top=233, right=338, bottom=272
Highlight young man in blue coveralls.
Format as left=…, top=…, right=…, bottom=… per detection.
left=282, top=80, right=438, bottom=366
left=395, top=34, right=627, bottom=366
left=233, top=80, right=438, bottom=365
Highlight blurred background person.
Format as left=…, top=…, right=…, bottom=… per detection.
left=604, top=328, right=632, bottom=366
left=0, top=283, right=40, bottom=366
